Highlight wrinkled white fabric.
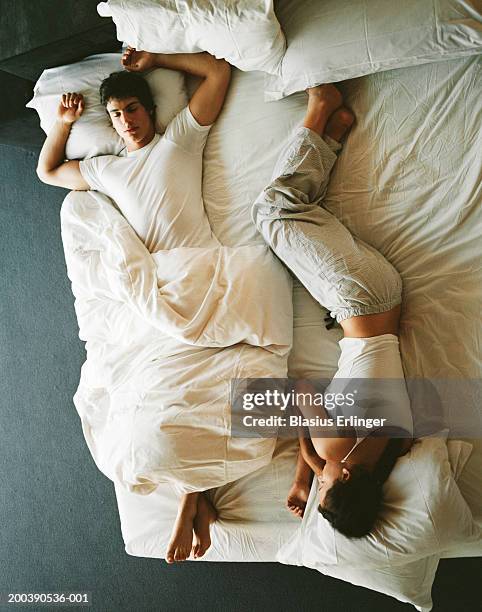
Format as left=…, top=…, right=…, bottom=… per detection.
left=61, top=190, right=292, bottom=493
left=265, top=0, right=482, bottom=99
left=98, top=0, right=286, bottom=74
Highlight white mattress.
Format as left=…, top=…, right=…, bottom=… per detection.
left=115, top=56, right=482, bottom=559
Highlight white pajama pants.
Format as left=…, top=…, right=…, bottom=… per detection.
left=252, top=127, right=402, bottom=322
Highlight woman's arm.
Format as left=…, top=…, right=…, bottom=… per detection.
left=298, top=429, right=326, bottom=476
left=293, top=447, right=315, bottom=485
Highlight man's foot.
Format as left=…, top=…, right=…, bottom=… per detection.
left=121, top=46, right=158, bottom=72
left=286, top=480, right=311, bottom=519
left=324, top=107, right=355, bottom=143
left=165, top=494, right=198, bottom=564
left=303, top=84, right=343, bottom=135
left=192, top=493, right=218, bottom=559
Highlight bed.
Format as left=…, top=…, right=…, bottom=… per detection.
left=28, top=1, right=482, bottom=609
left=116, top=57, right=482, bottom=604
left=66, top=57, right=481, bottom=609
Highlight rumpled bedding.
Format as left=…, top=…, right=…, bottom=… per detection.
left=97, top=0, right=286, bottom=74
left=61, top=190, right=293, bottom=494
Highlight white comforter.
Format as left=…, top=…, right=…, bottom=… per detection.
left=61, top=190, right=292, bottom=494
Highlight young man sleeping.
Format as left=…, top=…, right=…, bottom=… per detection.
left=37, top=48, right=230, bottom=252
left=37, top=48, right=412, bottom=561
left=37, top=48, right=229, bottom=562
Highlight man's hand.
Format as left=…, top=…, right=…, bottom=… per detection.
left=121, top=46, right=158, bottom=72
left=57, top=92, right=85, bottom=125
left=37, top=92, right=89, bottom=190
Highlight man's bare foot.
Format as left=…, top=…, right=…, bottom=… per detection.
left=324, top=107, right=355, bottom=143
left=286, top=480, right=311, bottom=519
left=303, top=84, right=343, bottom=135
left=192, top=493, right=218, bottom=559
left=121, top=46, right=158, bottom=72
left=165, top=493, right=198, bottom=564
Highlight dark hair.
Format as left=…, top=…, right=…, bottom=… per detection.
left=318, top=438, right=405, bottom=538
left=318, top=465, right=382, bottom=538
left=99, top=71, right=155, bottom=113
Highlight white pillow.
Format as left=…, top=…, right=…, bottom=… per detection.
left=27, top=53, right=187, bottom=160
left=278, top=536, right=438, bottom=612
left=97, top=0, right=286, bottom=75
left=277, top=437, right=480, bottom=570
left=277, top=438, right=478, bottom=611
left=265, top=0, right=482, bottom=100
left=447, top=439, right=474, bottom=481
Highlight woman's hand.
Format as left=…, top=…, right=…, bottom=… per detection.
left=57, top=92, right=84, bottom=125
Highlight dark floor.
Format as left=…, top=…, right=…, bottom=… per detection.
left=1, top=110, right=480, bottom=612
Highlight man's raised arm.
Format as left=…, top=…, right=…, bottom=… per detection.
left=122, top=48, right=231, bottom=126
left=37, top=93, right=90, bottom=191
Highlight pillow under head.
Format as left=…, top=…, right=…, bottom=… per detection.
left=27, top=52, right=187, bottom=160
left=277, top=437, right=479, bottom=610
left=277, top=436, right=480, bottom=569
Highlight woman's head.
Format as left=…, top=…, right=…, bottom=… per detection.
left=317, top=463, right=382, bottom=538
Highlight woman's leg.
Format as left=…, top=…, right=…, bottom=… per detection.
left=252, top=85, right=402, bottom=325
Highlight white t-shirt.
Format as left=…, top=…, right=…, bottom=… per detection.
left=327, top=334, right=413, bottom=450
left=79, top=106, right=219, bottom=253
left=335, top=334, right=407, bottom=380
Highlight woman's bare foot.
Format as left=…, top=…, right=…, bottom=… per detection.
left=324, top=107, right=355, bottom=143
left=286, top=480, right=311, bottom=519
left=121, top=46, right=158, bottom=72
left=303, top=84, right=343, bottom=135
left=192, top=493, right=218, bottom=559
left=165, top=493, right=198, bottom=564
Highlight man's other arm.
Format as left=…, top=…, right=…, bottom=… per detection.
left=122, top=49, right=231, bottom=126
left=37, top=92, right=90, bottom=191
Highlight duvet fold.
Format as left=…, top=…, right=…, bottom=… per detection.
left=60, top=191, right=292, bottom=494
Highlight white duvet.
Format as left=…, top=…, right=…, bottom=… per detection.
left=61, top=190, right=292, bottom=494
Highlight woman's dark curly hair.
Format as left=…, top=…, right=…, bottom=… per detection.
left=318, top=465, right=382, bottom=538
left=99, top=71, right=155, bottom=113
left=318, top=438, right=405, bottom=538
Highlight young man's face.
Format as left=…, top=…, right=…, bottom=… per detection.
left=106, top=96, right=155, bottom=151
